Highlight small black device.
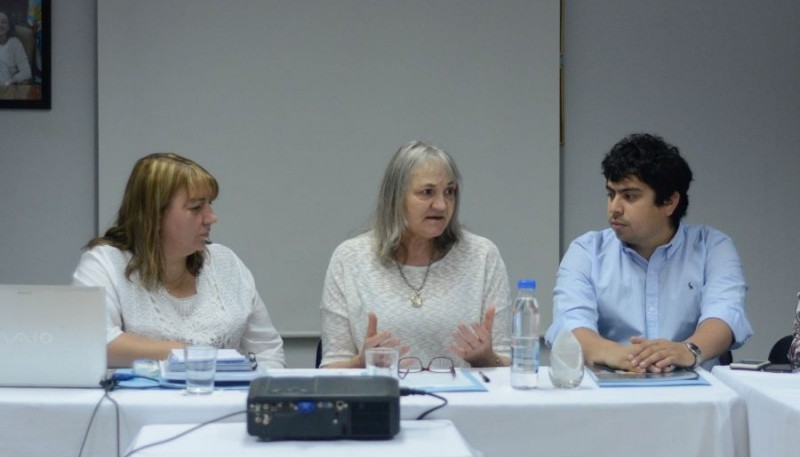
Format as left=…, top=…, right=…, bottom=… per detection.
left=729, top=359, right=771, bottom=371
left=762, top=363, right=800, bottom=373
left=247, top=376, right=400, bottom=441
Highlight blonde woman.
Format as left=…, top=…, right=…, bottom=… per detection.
left=73, top=153, right=285, bottom=368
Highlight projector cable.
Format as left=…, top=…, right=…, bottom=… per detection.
left=78, top=372, right=168, bottom=457
left=123, top=410, right=246, bottom=457
left=400, top=387, right=448, bottom=420
left=78, top=375, right=122, bottom=457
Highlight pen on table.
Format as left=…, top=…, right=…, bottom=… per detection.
left=478, top=371, right=491, bottom=383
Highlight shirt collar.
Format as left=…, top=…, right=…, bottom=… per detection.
left=620, top=223, right=686, bottom=263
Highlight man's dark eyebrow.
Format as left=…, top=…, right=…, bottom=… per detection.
left=606, top=184, right=643, bottom=193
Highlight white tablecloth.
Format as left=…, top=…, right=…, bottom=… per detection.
left=0, top=367, right=747, bottom=457
left=127, top=420, right=475, bottom=457
left=713, top=366, right=800, bottom=457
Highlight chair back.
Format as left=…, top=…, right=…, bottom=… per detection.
left=718, top=350, right=733, bottom=366
left=768, top=335, right=793, bottom=365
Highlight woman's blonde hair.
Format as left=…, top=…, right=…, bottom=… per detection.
left=87, top=153, right=219, bottom=290
left=372, top=140, right=462, bottom=265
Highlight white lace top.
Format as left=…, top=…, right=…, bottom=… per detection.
left=72, top=243, right=285, bottom=367
left=320, top=231, right=512, bottom=368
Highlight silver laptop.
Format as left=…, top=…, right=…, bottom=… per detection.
left=0, top=285, right=107, bottom=388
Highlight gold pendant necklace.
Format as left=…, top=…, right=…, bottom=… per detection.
left=396, top=249, right=434, bottom=308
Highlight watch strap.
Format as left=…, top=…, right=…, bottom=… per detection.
left=686, top=342, right=701, bottom=369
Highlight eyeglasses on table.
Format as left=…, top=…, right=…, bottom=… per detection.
left=398, top=356, right=455, bottom=379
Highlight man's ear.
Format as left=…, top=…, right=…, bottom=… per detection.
left=662, top=191, right=680, bottom=216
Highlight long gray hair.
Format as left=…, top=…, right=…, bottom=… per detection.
left=372, top=140, right=463, bottom=265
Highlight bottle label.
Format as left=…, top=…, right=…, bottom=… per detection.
left=511, top=336, right=540, bottom=372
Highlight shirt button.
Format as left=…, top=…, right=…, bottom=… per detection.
left=648, top=307, right=655, bottom=312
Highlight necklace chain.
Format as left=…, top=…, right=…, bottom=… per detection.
left=162, top=269, right=190, bottom=294
left=396, top=249, right=434, bottom=308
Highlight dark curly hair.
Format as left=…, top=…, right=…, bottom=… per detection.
left=602, top=133, right=693, bottom=228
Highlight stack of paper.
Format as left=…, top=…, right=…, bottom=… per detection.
left=166, top=349, right=254, bottom=372
left=161, top=349, right=258, bottom=383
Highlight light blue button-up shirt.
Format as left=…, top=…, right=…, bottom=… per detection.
left=545, top=224, right=753, bottom=367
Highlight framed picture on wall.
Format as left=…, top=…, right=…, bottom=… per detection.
left=0, top=0, right=50, bottom=109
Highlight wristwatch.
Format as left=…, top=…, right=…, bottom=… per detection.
left=686, top=342, right=702, bottom=369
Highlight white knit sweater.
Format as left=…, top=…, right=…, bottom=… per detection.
left=320, top=231, right=511, bottom=368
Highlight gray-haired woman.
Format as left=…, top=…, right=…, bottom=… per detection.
left=320, top=140, right=512, bottom=369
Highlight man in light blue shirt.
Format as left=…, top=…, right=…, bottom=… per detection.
left=546, top=133, right=752, bottom=371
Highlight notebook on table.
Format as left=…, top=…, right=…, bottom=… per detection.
left=0, top=285, right=107, bottom=388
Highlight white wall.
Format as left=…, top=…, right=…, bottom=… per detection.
left=1, top=0, right=798, bottom=366
left=97, top=0, right=560, bottom=337
left=0, top=0, right=96, bottom=284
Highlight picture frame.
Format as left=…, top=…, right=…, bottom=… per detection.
left=0, top=0, right=50, bottom=109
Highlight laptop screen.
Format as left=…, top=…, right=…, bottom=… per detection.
left=0, top=285, right=106, bottom=388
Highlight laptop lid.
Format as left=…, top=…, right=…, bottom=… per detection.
left=0, top=285, right=107, bottom=388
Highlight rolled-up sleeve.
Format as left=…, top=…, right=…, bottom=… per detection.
left=698, top=232, right=753, bottom=349
left=546, top=236, right=601, bottom=346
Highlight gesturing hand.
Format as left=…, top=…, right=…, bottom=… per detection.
left=357, top=312, right=408, bottom=367
left=448, top=306, right=498, bottom=367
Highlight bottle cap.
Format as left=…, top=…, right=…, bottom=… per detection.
left=517, top=279, right=536, bottom=290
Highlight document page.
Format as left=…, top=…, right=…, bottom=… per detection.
left=400, top=369, right=487, bottom=393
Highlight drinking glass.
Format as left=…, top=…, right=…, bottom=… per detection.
left=365, top=347, right=399, bottom=378
left=184, top=345, right=217, bottom=395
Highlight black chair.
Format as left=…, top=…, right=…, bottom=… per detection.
left=718, top=350, right=733, bottom=366
left=315, top=339, right=323, bottom=368
left=768, top=335, right=793, bottom=365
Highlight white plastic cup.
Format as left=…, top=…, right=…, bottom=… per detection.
left=548, top=330, right=584, bottom=389
left=184, top=345, right=217, bottom=395
left=364, top=347, right=399, bottom=378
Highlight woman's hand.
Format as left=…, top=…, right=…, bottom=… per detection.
left=321, top=312, right=407, bottom=369
left=354, top=312, right=408, bottom=367
left=449, top=306, right=501, bottom=367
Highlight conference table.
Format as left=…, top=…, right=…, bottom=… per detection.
left=712, top=366, right=800, bottom=457
left=0, top=367, right=747, bottom=457
left=127, top=420, right=476, bottom=457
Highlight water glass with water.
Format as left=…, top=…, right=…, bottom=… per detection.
left=184, top=345, right=217, bottom=395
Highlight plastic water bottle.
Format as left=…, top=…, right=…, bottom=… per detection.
left=511, top=279, right=540, bottom=389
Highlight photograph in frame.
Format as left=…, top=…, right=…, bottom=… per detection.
left=0, top=0, right=50, bottom=109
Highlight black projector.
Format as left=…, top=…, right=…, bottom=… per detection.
left=247, top=376, right=400, bottom=441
